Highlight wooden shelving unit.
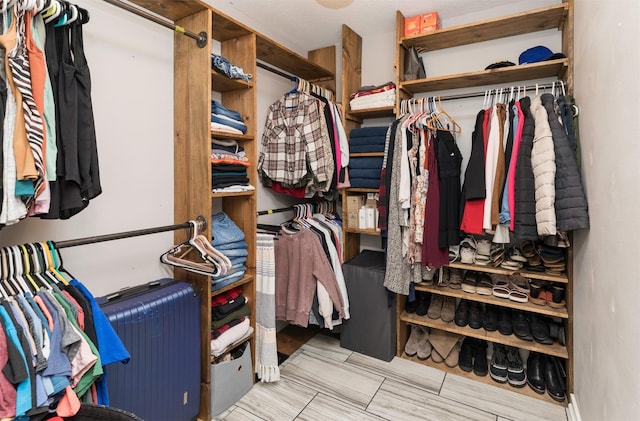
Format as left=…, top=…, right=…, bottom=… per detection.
left=394, top=0, right=575, bottom=406
left=128, top=2, right=335, bottom=419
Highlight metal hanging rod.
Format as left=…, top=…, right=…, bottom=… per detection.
left=256, top=61, right=297, bottom=81
left=257, top=206, right=295, bottom=216
left=56, top=216, right=207, bottom=248
left=409, top=82, right=565, bottom=103
left=103, top=0, right=208, bottom=48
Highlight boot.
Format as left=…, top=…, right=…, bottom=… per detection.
left=404, top=324, right=426, bottom=357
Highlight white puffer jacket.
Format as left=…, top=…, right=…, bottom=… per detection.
left=530, top=95, right=556, bottom=236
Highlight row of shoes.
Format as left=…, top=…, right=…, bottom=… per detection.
left=404, top=328, right=566, bottom=402
left=450, top=236, right=568, bottom=276
left=454, top=300, right=566, bottom=345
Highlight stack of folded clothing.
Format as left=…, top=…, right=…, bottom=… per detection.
left=348, top=126, right=387, bottom=189
left=211, top=286, right=253, bottom=357
left=211, top=138, right=253, bottom=193
left=211, top=53, right=252, bottom=82
left=210, top=212, right=249, bottom=291
left=349, top=82, right=396, bottom=110
left=211, top=100, right=248, bottom=134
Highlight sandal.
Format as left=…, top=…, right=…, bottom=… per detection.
left=459, top=236, right=477, bottom=264
left=548, top=284, right=566, bottom=308
left=449, top=245, right=460, bottom=263
left=448, top=268, right=463, bottom=290
left=491, top=274, right=511, bottom=299
left=529, top=280, right=550, bottom=305
left=475, top=274, right=493, bottom=295
left=508, top=274, right=530, bottom=303
left=461, top=271, right=478, bottom=294
left=476, top=238, right=491, bottom=258
left=508, top=247, right=528, bottom=263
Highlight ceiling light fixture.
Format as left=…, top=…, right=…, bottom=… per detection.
left=315, top=0, right=354, bottom=10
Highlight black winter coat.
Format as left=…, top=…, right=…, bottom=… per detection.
left=513, top=97, right=539, bottom=240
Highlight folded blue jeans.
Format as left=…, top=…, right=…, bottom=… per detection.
left=348, top=157, right=383, bottom=169
left=221, top=247, right=248, bottom=258
left=215, top=240, right=248, bottom=251
left=211, top=212, right=245, bottom=246
left=211, top=53, right=253, bottom=82
left=211, top=100, right=243, bottom=121
left=211, top=114, right=248, bottom=134
left=229, top=256, right=247, bottom=266
left=211, top=270, right=246, bottom=291
left=349, top=168, right=382, bottom=179
left=349, top=126, right=389, bottom=138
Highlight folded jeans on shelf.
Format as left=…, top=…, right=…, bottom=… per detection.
left=211, top=212, right=245, bottom=246
left=211, top=114, right=248, bottom=134
left=348, top=178, right=380, bottom=189
left=216, top=240, right=248, bottom=251
left=211, top=53, right=253, bottom=82
left=211, top=100, right=243, bottom=121
left=220, top=247, right=249, bottom=258
left=348, top=135, right=387, bottom=146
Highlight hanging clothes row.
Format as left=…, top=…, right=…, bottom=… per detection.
left=258, top=76, right=349, bottom=199
left=258, top=202, right=349, bottom=330
left=0, top=240, right=129, bottom=419
left=379, top=82, right=588, bottom=296
left=0, top=0, right=100, bottom=226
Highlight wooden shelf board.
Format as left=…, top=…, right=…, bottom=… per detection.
left=126, top=0, right=209, bottom=22
left=256, top=35, right=335, bottom=81
left=348, top=106, right=395, bottom=119
left=415, top=284, right=568, bottom=319
left=211, top=190, right=255, bottom=198
left=447, top=262, right=568, bottom=284
left=402, top=4, right=568, bottom=51
left=343, top=227, right=381, bottom=236
left=400, top=354, right=567, bottom=406
left=211, top=9, right=253, bottom=41
left=212, top=71, right=252, bottom=92
left=342, top=187, right=379, bottom=193
left=211, top=131, right=254, bottom=141
left=349, top=152, right=384, bottom=158
left=400, top=59, right=568, bottom=94
left=400, top=311, right=569, bottom=359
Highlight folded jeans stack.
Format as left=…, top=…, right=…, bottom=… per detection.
left=211, top=52, right=253, bottom=82
left=210, top=212, right=248, bottom=291
left=349, top=82, right=396, bottom=110
left=211, top=100, right=248, bottom=134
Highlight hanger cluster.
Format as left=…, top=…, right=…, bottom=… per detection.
left=292, top=76, right=334, bottom=102
left=0, top=0, right=90, bottom=25
left=400, top=96, right=462, bottom=134
left=0, top=241, right=71, bottom=299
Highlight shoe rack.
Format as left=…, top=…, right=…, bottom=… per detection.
left=394, top=1, right=575, bottom=406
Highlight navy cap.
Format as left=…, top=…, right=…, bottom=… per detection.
left=518, top=46, right=565, bottom=65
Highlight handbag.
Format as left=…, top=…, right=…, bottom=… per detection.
left=403, top=46, right=426, bottom=81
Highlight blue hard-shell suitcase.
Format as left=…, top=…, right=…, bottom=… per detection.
left=97, top=279, right=201, bottom=421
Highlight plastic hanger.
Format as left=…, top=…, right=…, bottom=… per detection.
left=41, top=0, right=57, bottom=18
left=0, top=248, right=14, bottom=298
left=19, top=244, right=40, bottom=292
left=427, top=97, right=461, bottom=133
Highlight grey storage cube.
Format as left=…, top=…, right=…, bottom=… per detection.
left=340, top=250, right=396, bottom=361
left=211, top=343, right=253, bottom=417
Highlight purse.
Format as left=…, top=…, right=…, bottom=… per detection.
left=403, top=46, right=426, bottom=81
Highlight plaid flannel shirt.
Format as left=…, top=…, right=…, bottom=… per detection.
left=258, top=92, right=334, bottom=191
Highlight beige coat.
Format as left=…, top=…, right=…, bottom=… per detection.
left=530, top=95, right=556, bottom=236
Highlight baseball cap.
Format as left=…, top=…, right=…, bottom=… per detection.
left=485, top=60, right=516, bottom=70
left=518, top=46, right=566, bottom=65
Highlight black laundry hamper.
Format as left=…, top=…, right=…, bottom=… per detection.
left=62, top=404, right=143, bottom=421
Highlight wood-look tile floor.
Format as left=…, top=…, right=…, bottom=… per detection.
left=214, top=334, right=568, bottom=421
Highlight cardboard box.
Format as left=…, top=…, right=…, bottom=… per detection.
left=404, top=15, right=421, bottom=37
left=420, top=11, right=441, bottom=34
left=346, top=195, right=365, bottom=211
left=347, top=210, right=360, bottom=229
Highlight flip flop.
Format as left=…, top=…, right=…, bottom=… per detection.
left=509, top=274, right=530, bottom=303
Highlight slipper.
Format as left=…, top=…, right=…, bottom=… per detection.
left=448, top=268, right=463, bottom=290
left=508, top=274, right=530, bottom=303
left=530, top=287, right=551, bottom=306
left=461, top=272, right=478, bottom=294
left=460, top=246, right=475, bottom=264
left=500, top=260, right=523, bottom=270
left=474, top=254, right=491, bottom=266
left=491, top=274, right=511, bottom=299
left=460, top=235, right=477, bottom=251
left=449, top=245, right=460, bottom=263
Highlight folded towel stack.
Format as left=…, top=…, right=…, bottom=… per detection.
left=349, top=82, right=396, bottom=110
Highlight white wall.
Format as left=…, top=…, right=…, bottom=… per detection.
left=0, top=1, right=176, bottom=297
left=572, top=1, right=640, bottom=419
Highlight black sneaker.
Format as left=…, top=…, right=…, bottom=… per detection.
left=498, top=307, right=513, bottom=335
left=506, top=347, right=527, bottom=387
left=489, top=344, right=508, bottom=383
left=482, top=304, right=498, bottom=331
left=458, top=337, right=474, bottom=372
left=468, top=301, right=483, bottom=329
left=455, top=299, right=470, bottom=327
left=472, top=339, right=488, bottom=377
